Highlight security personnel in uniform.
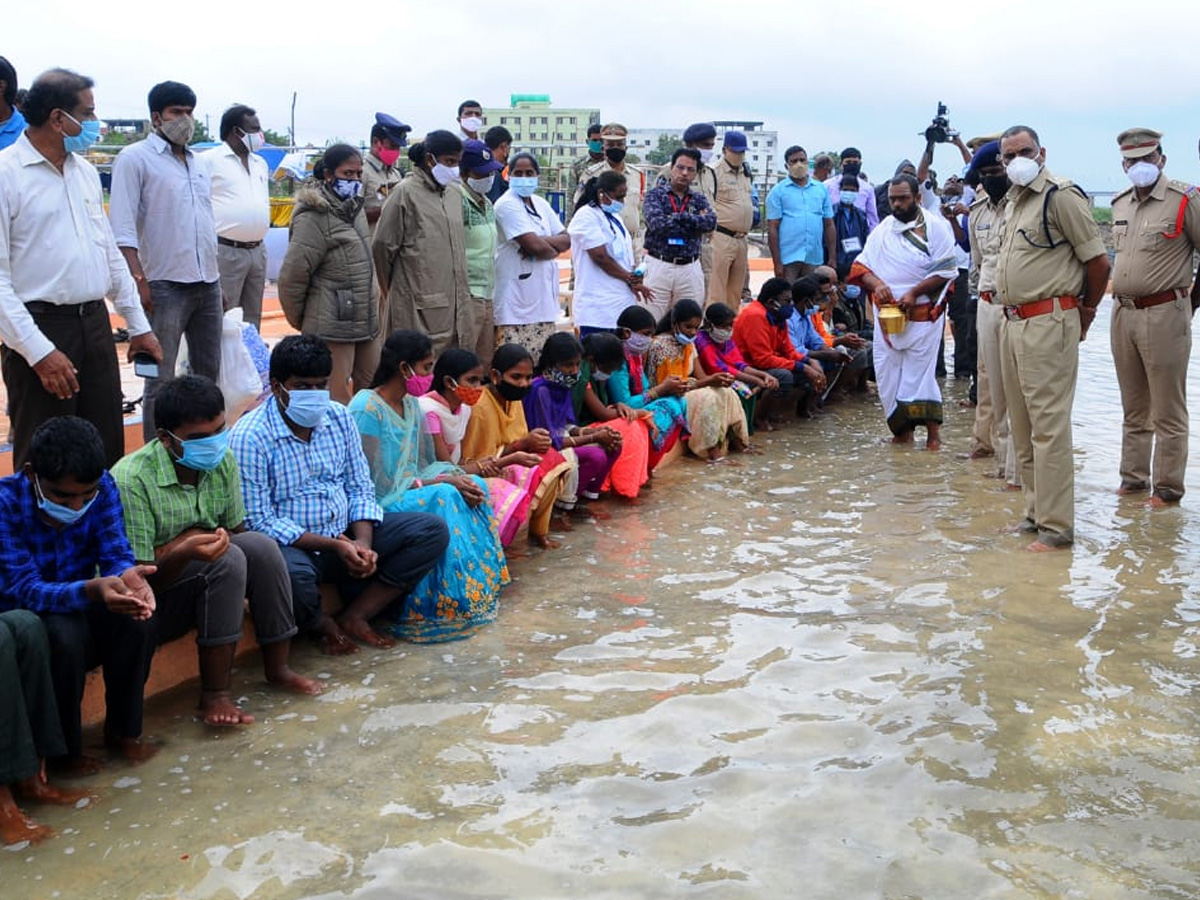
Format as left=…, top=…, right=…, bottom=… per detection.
left=708, top=130, right=755, bottom=308
left=1109, top=127, right=1200, bottom=506
left=995, top=125, right=1109, bottom=551
left=362, top=113, right=410, bottom=231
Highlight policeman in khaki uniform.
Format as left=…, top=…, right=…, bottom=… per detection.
left=707, top=130, right=755, bottom=308
left=362, top=113, right=410, bottom=232
left=995, top=125, right=1110, bottom=551
left=1109, top=127, right=1200, bottom=506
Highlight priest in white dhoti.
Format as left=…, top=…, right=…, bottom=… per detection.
left=849, top=174, right=958, bottom=449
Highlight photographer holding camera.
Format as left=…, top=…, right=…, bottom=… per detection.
left=879, top=104, right=973, bottom=220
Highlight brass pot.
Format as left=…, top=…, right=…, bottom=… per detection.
left=878, top=305, right=906, bottom=336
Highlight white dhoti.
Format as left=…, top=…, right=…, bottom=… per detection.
left=873, top=314, right=944, bottom=435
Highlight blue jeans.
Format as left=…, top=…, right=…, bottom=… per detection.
left=143, top=279, right=223, bottom=440
left=278, top=513, right=450, bottom=634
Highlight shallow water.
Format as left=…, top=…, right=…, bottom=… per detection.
left=5, top=311, right=1200, bottom=900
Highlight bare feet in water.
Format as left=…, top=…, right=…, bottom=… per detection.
left=198, top=691, right=255, bottom=727
left=14, top=773, right=93, bottom=807
left=1025, top=540, right=1069, bottom=553
left=531, top=533, right=561, bottom=550
left=104, top=735, right=160, bottom=765
left=266, top=667, right=324, bottom=696
left=315, top=617, right=359, bottom=655
left=48, top=754, right=103, bottom=779
left=0, top=788, right=52, bottom=846
left=336, top=614, right=397, bottom=649
left=1148, top=495, right=1177, bottom=509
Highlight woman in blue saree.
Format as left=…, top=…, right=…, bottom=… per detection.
left=348, top=330, right=508, bottom=642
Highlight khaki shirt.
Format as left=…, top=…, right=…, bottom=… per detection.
left=712, top=158, right=754, bottom=234
left=362, top=152, right=404, bottom=229
left=995, top=167, right=1107, bottom=305
left=573, top=159, right=644, bottom=241
left=1110, top=175, right=1200, bottom=298
left=968, top=192, right=1005, bottom=296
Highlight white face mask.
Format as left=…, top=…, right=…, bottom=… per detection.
left=467, top=174, right=495, bottom=195
left=432, top=163, right=461, bottom=187
left=240, top=129, right=266, bottom=153
left=1006, top=156, right=1041, bottom=188
left=460, top=116, right=483, bottom=134
left=698, top=148, right=715, bottom=165
left=1125, top=161, right=1161, bottom=189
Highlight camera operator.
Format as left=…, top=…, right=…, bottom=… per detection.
left=916, top=104, right=972, bottom=212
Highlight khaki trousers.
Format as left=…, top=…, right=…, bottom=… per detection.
left=1110, top=297, right=1192, bottom=501
left=975, top=298, right=1019, bottom=485
left=999, top=301, right=1079, bottom=545
left=328, top=339, right=381, bottom=406
left=707, top=231, right=749, bottom=308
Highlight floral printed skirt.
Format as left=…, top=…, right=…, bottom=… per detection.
left=384, top=478, right=509, bottom=643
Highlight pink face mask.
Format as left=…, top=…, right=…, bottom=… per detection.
left=377, top=147, right=402, bottom=167
left=406, top=373, right=433, bottom=395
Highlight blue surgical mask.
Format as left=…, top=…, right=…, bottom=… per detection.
left=771, top=303, right=795, bottom=324
left=34, top=475, right=96, bottom=526
left=333, top=179, right=363, bottom=200
left=62, top=112, right=101, bottom=154
left=510, top=176, right=539, bottom=198
left=623, top=332, right=652, bottom=354
left=281, top=387, right=331, bottom=428
left=674, top=331, right=696, bottom=346
left=168, top=430, right=230, bottom=472
left=600, top=199, right=625, bottom=215
left=840, top=190, right=858, bottom=205
left=592, top=369, right=612, bottom=382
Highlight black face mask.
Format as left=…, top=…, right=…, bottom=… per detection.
left=981, top=174, right=1009, bottom=202
left=842, top=161, right=862, bottom=177
left=605, top=147, right=626, bottom=164
left=495, top=380, right=529, bottom=402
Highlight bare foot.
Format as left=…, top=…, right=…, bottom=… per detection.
left=197, top=691, right=255, bottom=727
left=104, top=736, right=160, bottom=765
left=266, top=667, right=324, bottom=696
left=755, top=419, right=776, bottom=433
left=571, top=504, right=611, bottom=521
left=48, top=755, right=103, bottom=779
left=1148, top=495, right=1178, bottom=509
left=1116, top=482, right=1149, bottom=496
left=1004, top=483, right=1023, bottom=492
left=706, top=456, right=742, bottom=467
left=925, top=440, right=942, bottom=451
left=1025, top=540, right=1068, bottom=553
left=1003, top=519, right=1038, bottom=535
left=337, top=615, right=397, bottom=649
left=0, top=803, right=53, bottom=846
left=14, top=775, right=93, bottom=807
left=890, top=434, right=914, bottom=445
left=315, top=619, right=359, bottom=656
left=549, top=512, right=574, bottom=532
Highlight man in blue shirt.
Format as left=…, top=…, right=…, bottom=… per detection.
left=767, top=145, right=835, bottom=283
left=230, top=335, right=449, bottom=655
left=0, top=416, right=158, bottom=776
left=0, top=57, right=25, bottom=151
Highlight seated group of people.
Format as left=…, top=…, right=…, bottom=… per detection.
left=0, top=279, right=871, bottom=844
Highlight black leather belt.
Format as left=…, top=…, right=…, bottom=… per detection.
left=25, top=300, right=105, bottom=317
left=715, top=225, right=748, bottom=239
left=647, top=251, right=699, bottom=266
left=217, top=236, right=263, bottom=249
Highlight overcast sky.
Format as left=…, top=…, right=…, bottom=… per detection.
left=8, top=0, right=1200, bottom=192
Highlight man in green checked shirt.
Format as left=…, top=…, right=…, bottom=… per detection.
left=112, top=376, right=321, bottom=728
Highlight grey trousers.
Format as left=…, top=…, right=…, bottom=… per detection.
left=217, top=242, right=267, bottom=330
left=152, top=532, right=299, bottom=648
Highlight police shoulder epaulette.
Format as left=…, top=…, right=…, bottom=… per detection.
left=1112, top=184, right=1135, bottom=201
left=1167, top=179, right=1199, bottom=198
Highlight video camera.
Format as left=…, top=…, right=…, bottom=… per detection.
left=922, top=102, right=957, bottom=144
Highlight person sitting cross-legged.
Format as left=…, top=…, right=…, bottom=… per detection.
left=230, top=335, right=450, bottom=653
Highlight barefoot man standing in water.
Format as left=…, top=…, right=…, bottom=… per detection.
left=995, top=125, right=1109, bottom=552
left=850, top=174, right=957, bottom=450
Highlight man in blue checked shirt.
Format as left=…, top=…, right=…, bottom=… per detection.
left=0, top=416, right=159, bottom=776
left=230, top=335, right=449, bottom=654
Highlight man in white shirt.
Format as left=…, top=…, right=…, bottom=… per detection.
left=457, top=100, right=483, bottom=141
left=109, top=80, right=221, bottom=441
left=0, top=68, right=162, bottom=467
left=201, top=104, right=270, bottom=329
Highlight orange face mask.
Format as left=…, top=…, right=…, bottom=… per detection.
left=451, top=380, right=483, bottom=406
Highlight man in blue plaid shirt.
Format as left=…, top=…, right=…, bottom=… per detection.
left=231, top=335, right=449, bottom=654
left=0, top=416, right=158, bottom=775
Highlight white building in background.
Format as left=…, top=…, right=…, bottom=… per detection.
left=627, top=121, right=780, bottom=191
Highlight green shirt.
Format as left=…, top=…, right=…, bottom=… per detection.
left=111, top=440, right=246, bottom=563
left=461, top=188, right=497, bottom=300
